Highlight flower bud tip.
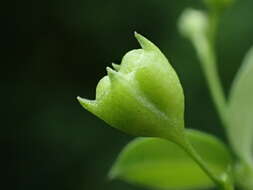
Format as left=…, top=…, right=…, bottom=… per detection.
left=77, top=96, right=86, bottom=104
left=106, top=67, right=118, bottom=79
left=112, top=63, right=120, bottom=71
left=134, top=32, right=155, bottom=51
left=77, top=96, right=97, bottom=112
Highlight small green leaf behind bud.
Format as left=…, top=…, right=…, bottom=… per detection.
left=78, top=33, right=185, bottom=145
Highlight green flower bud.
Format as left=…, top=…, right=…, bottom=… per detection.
left=178, top=9, right=208, bottom=40
left=77, top=33, right=185, bottom=144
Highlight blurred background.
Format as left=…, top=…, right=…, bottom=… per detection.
left=4, top=0, right=253, bottom=189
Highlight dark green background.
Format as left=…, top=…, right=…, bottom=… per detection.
left=5, top=0, right=253, bottom=189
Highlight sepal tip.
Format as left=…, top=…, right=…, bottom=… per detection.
left=134, top=32, right=156, bottom=51
left=106, top=67, right=117, bottom=79
left=77, top=96, right=97, bottom=113
left=112, top=63, right=120, bottom=71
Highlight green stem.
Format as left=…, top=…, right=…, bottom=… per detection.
left=208, top=11, right=220, bottom=46
left=235, top=159, right=253, bottom=190
left=191, top=34, right=227, bottom=126
left=178, top=135, right=233, bottom=190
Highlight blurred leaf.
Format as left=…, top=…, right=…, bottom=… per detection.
left=109, top=129, right=232, bottom=190
left=228, top=46, right=253, bottom=162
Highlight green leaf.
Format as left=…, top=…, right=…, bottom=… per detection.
left=228, top=46, right=253, bottom=162
left=109, top=129, right=232, bottom=190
